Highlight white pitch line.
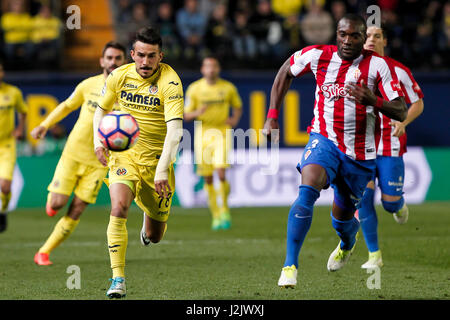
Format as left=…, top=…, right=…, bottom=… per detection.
left=0, top=237, right=334, bottom=249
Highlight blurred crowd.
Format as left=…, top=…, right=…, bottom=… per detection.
left=1, top=0, right=449, bottom=71
left=0, top=0, right=62, bottom=70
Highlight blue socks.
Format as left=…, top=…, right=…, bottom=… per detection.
left=358, top=187, right=379, bottom=252
left=382, top=197, right=404, bottom=213
left=331, top=213, right=360, bottom=251
left=283, top=185, right=320, bottom=268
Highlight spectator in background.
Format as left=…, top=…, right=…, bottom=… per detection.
left=282, top=14, right=304, bottom=53
left=415, top=1, right=441, bottom=68
left=232, top=10, right=257, bottom=63
left=300, top=0, right=334, bottom=45
left=30, top=4, right=62, bottom=69
left=440, top=1, right=450, bottom=67
left=330, top=0, right=346, bottom=26
left=125, top=2, right=152, bottom=49
left=176, top=0, right=207, bottom=61
left=198, top=0, right=225, bottom=18
left=271, top=0, right=303, bottom=19
left=117, top=0, right=133, bottom=24
left=1, top=0, right=33, bottom=69
left=249, top=0, right=286, bottom=64
left=156, top=1, right=181, bottom=61
left=205, top=3, right=233, bottom=63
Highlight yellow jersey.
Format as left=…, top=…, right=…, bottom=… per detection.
left=184, top=77, right=242, bottom=130
left=99, top=62, right=184, bottom=166
left=0, top=82, right=27, bottom=142
left=31, top=16, right=61, bottom=43
left=0, top=12, right=32, bottom=43
left=61, top=74, right=107, bottom=168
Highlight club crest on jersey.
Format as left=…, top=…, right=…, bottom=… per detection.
left=116, top=168, right=127, bottom=176
left=353, top=68, right=361, bottom=81
left=149, top=85, right=158, bottom=95
left=320, top=83, right=349, bottom=100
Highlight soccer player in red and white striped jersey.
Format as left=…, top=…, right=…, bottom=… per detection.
left=263, top=14, right=407, bottom=288
left=357, top=26, right=424, bottom=269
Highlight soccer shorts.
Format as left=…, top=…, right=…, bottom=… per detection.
left=297, top=132, right=376, bottom=210
left=0, top=138, right=16, bottom=181
left=108, top=153, right=175, bottom=223
left=375, top=155, right=405, bottom=196
left=48, top=154, right=108, bottom=204
left=194, top=127, right=231, bottom=176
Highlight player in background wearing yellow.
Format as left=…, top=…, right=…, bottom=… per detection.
left=93, top=27, right=184, bottom=298
left=0, top=60, right=27, bottom=232
left=31, top=42, right=127, bottom=265
left=184, top=56, right=243, bottom=230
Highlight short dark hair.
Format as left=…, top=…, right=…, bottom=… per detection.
left=339, top=13, right=367, bottom=33
left=102, top=41, right=127, bottom=57
left=202, top=55, right=220, bottom=65
left=133, top=27, right=162, bottom=49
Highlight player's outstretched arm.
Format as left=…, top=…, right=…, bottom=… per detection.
left=31, top=102, right=73, bottom=139
left=263, top=57, right=294, bottom=141
left=347, top=80, right=407, bottom=122
left=155, top=119, right=183, bottom=198
left=93, top=106, right=109, bottom=167
left=391, top=98, right=424, bottom=137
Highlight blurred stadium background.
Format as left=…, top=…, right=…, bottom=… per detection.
left=2, top=0, right=449, bottom=210
left=0, top=0, right=449, bottom=300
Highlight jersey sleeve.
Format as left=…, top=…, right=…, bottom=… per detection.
left=397, top=65, right=424, bottom=104
left=229, top=83, right=243, bottom=109
left=13, top=87, right=28, bottom=113
left=63, top=81, right=85, bottom=110
left=375, top=57, right=403, bottom=101
left=98, top=71, right=118, bottom=112
left=163, top=73, right=184, bottom=122
left=183, top=83, right=197, bottom=113
left=289, top=45, right=321, bottom=77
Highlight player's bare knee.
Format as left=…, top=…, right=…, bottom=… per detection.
left=0, top=180, right=11, bottom=194
left=204, top=176, right=213, bottom=185
left=366, top=180, right=375, bottom=189
left=50, top=195, right=68, bottom=211
left=110, top=204, right=129, bottom=218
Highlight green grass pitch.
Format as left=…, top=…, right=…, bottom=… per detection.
left=0, top=203, right=449, bottom=300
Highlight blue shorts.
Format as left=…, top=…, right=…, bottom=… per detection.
left=297, top=132, right=376, bottom=210
left=375, top=155, right=405, bottom=196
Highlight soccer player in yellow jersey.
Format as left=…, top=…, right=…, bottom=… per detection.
left=93, top=27, right=184, bottom=298
left=184, top=56, right=243, bottom=230
left=31, top=41, right=127, bottom=265
left=0, top=60, right=27, bottom=232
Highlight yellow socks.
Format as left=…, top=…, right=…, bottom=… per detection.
left=107, top=216, right=128, bottom=278
left=204, top=183, right=220, bottom=219
left=39, top=216, right=80, bottom=254
left=219, top=180, right=230, bottom=213
left=1, top=192, right=11, bottom=211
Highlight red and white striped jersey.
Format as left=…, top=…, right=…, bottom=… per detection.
left=289, top=45, right=402, bottom=160
left=375, top=57, right=424, bottom=157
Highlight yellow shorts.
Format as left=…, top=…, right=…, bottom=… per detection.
left=108, top=154, right=175, bottom=223
left=0, top=138, right=16, bottom=181
left=48, top=154, right=108, bottom=204
left=194, top=128, right=231, bottom=176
